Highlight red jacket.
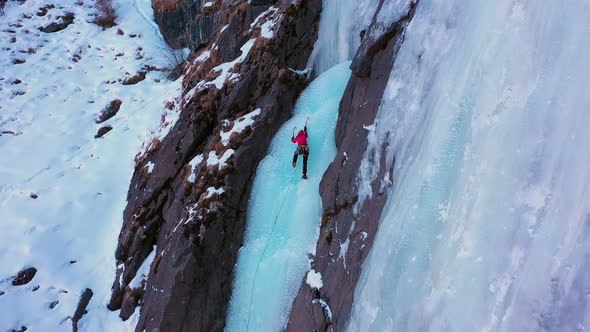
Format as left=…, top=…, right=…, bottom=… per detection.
left=292, top=129, right=308, bottom=146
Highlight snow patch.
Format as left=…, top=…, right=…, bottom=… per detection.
left=145, top=161, right=155, bottom=174
left=206, top=39, right=255, bottom=89
left=220, top=108, right=261, bottom=146
left=306, top=269, right=323, bottom=289
left=207, top=149, right=235, bottom=168
left=205, top=187, right=224, bottom=198
left=129, top=247, right=156, bottom=289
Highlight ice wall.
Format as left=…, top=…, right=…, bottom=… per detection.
left=307, top=0, right=378, bottom=74
left=348, top=0, right=590, bottom=331
left=225, top=62, right=352, bottom=331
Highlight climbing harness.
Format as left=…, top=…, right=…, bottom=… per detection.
left=245, top=165, right=299, bottom=331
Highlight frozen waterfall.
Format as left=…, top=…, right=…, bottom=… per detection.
left=348, top=0, right=590, bottom=331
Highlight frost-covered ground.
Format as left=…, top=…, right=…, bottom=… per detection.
left=225, top=62, right=352, bottom=332
left=349, top=1, right=590, bottom=331
left=0, top=0, right=182, bottom=330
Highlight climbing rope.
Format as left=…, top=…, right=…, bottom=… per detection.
left=245, top=165, right=299, bottom=331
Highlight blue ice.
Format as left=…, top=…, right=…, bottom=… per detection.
left=225, top=61, right=352, bottom=331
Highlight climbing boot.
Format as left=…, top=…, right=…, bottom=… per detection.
left=302, top=174, right=308, bottom=179
left=292, top=161, right=296, bottom=168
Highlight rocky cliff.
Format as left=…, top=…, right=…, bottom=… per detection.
left=287, top=1, right=418, bottom=330
left=107, top=0, right=321, bottom=330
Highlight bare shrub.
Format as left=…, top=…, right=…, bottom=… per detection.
left=161, top=46, right=186, bottom=80
left=94, top=0, right=117, bottom=29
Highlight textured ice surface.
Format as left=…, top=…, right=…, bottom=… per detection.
left=349, top=1, right=590, bottom=331
left=225, top=62, right=352, bottom=331
left=308, top=0, right=379, bottom=73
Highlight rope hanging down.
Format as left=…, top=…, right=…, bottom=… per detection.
left=245, top=166, right=299, bottom=331
left=245, top=117, right=309, bottom=331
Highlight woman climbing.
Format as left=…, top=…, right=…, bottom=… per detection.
left=291, top=118, right=309, bottom=179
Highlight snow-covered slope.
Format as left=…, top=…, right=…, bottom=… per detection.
left=0, top=0, right=182, bottom=330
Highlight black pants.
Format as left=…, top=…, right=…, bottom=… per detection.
left=293, top=145, right=309, bottom=175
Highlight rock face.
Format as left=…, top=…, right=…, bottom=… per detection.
left=72, top=288, right=93, bottom=332
left=152, top=0, right=273, bottom=49
left=287, top=1, right=419, bottom=331
left=108, top=0, right=321, bottom=330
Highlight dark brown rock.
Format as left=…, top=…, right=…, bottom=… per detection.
left=49, top=300, right=59, bottom=309
left=12, top=267, right=37, bottom=286
left=96, top=99, right=122, bottom=124
left=121, top=71, right=146, bottom=85
left=72, top=288, right=93, bottom=332
left=36, top=4, right=55, bottom=17
left=108, top=0, right=322, bottom=330
left=287, top=1, right=419, bottom=330
left=95, top=125, right=112, bottom=138
left=39, top=12, right=74, bottom=33
left=10, top=326, right=27, bottom=332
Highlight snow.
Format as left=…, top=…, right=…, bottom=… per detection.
left=128, top=247, right=156, bottom=289
left=206, top=149, right=234, bottom=168
left=203, top=1, right=214, bottom=8
left=0, top=0, right=182, bottom=330
left=204, top=186, right=224, bottom=198
left=225, top=62, right=352, bottom=331
left=348, top=1, right=590, bottom=331
left=220, top=108, right=261, bottom=146
left=206, top=38, right=255, bottom=89
left=306, top=269, right=323, bottom=289
left=145, top=161, right=155, bottom=173
left=187, top=154, right=204, bottom=183
left=312, top=298, right=333, bottom=322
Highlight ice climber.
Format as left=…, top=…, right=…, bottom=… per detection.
left=292, top=126, right=309, bottom=179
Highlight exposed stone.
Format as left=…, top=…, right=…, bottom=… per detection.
left=39, top=12, right=75, bottom=33
left=12, top=267, right=37, bottom=286
left=49, top=300, right=59, bottom=309
left=36, top=4, right=55, bottom=17
left=95, top=125, right=112, bottom=138
left=287, top=1, right=419, bottom=330
left=96, top=99, right=122, bottom=123
left=121, top=71, right=147, bottom=85
left=119, top=287, right=144, bottom=320
left=72, top=288, right=93, bottom=332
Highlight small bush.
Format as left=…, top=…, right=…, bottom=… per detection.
left=94, top=0, right=117, bottom=29
left=161, top=46, right=186, bottom=80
